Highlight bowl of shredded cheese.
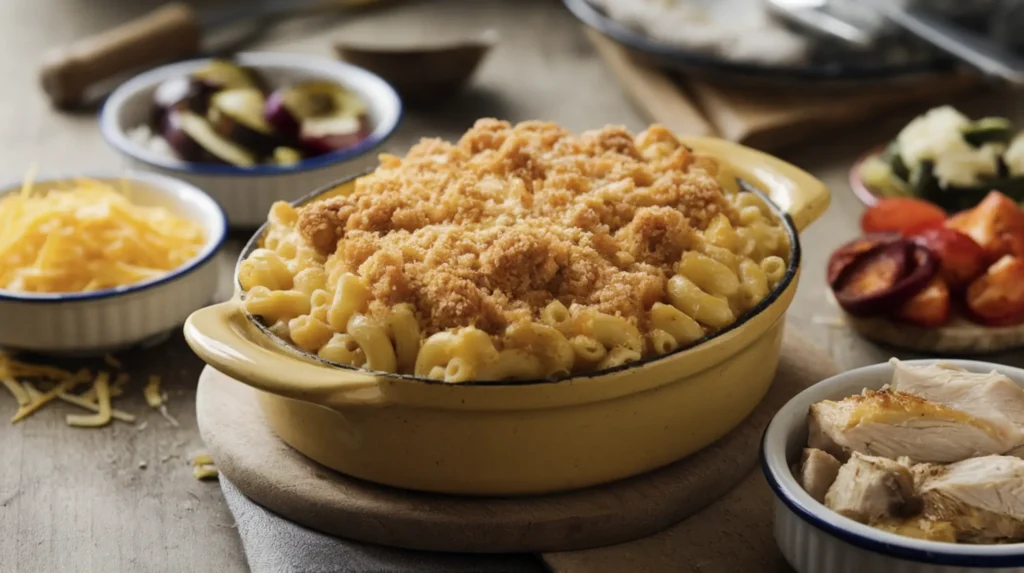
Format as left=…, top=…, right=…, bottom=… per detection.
left=0, top=171, right=226, bottom=354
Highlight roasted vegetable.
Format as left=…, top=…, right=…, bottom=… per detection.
left=897, top=276, right=951, bottom=327
left=152, top=77, right=212, bottom=125
left=191, top=59, right=263, bottom=92
left=164, top=109, right=257, bottom=167
left=908, top=161, right=943, bottom=205
left=272, top=146, right=303, bottom=166
left=860, top=155, right=912, bottom=199
left=911, top=227, right=989, bottom=291
left=962, top=117, right=1014, bottom=148
left=882, top=141, right=911, bottom=182
left=864, top=107, right=1024, bottom=212
left=860, top=198, right=946, bottom=237
left=965, top=255, right=1024, bottom=326
left=142, top=61, right=376, bottom=168
left=834, top=242, right=937, bottom=316
left=827, top=233, right=903, bottom=288
left=209, top=88, right=281, bottom=156
left=945, top=191, right=1024, bottom=260
left=265, top=81, right=370, bottom=155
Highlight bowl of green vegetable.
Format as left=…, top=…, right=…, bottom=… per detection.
left=850, top=106, right=1024, bottom=212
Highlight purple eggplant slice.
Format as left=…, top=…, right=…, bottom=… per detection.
left=264, top=80, right=370, bottom=155
left=190, top=59, right=263, bottom=92
left=164, top=109, right=257, bottom=167
left=209, top=88, right=281, bottom=156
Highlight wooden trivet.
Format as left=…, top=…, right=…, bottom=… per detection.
left=196, top=329, right=837, bottom=556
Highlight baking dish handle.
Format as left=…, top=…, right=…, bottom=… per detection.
left=681, top=136, right=831, bottom=232
left=183, top=301, right=383, bottom=407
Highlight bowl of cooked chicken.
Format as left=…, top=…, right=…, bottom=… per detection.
left=763, top=358, right=1024, bottom=572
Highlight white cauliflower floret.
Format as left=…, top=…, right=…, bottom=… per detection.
left=896, top=106, right=1000, bottom=187
left=932, top=143, right=1003, bottom=188
left=897, top=106, right=971, bottom=170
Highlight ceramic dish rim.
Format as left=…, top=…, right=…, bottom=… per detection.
left=99, top=52, right=403, bottom=177
left=562, top=0, right=953, bottom=82
left=761, top=358, right=1024, bottom=567
left=848, top=144, right=887, bottom=207
left=231, top=172, right=802, bottom=387
left=0, top=171, right=227, bottom=303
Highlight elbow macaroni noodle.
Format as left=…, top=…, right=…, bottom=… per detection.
left=238, top=133, right=790, bottom=382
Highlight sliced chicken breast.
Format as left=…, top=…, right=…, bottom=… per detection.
left=797, top=448, right=842, bottom=503
left=825, top=452, right=918, bottom=524
left=915, top=455, right=1024, bottom=542
left=890, top=359, right=1024, bottom=438
left=809, top=389, right=1018, bottom=463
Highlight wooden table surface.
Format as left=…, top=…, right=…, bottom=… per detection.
left=3, top=1, right=1024, bottom=572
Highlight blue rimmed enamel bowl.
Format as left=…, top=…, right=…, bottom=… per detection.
left=762, top=359, right=1024, bottom=573
left=0, top=171, right=226, bottom=355
left=100, top=52, right=403, bottom=228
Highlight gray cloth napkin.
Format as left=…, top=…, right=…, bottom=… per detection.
left=220, top=478, right=547, bottom=573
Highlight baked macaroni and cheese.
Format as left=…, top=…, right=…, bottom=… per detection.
left=239, top=119, right=790, bottom=382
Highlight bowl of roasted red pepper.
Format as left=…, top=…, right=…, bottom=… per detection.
left=828, top=191, right=1024, bottom=354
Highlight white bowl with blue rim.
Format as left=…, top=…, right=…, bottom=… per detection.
left=100, top=52, right=402, bottom=228
left=762, top=359, right=1024, bottom=573
left=0, top=171, right=226, bottom=355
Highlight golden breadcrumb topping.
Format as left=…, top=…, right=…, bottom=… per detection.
left=297, top=119, right=739, bottom=334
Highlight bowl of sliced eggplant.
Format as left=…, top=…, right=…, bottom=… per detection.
left=851, top=106, right=1024, bottom=213
left=100, top=52, right=402, bottom=228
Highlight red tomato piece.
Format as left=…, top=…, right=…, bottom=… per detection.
left=965, top=255, right=1024, bottom=327
left=860, top=198, right=947, bottom=237
left=911, top=227, right=988, bottom=291
left=945, top=191, right=1024, bottom=261
left=897, top=277, right=951, bottom=328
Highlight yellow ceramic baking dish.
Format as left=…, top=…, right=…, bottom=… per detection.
left=184, top=137, right=830, bottom=496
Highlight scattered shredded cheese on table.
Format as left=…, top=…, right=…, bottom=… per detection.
left=65, top=372, right=112, bottom=428
left=144, top=375, right=163, bottom=407
left=1, top=352, right=210, bottom=482
left=191, top=451, right=219, bottom=481
left=0, top=352, right=167, bottom=428
left=0, top=178, right=205, bottom=293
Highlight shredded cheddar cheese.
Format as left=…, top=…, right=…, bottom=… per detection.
left=144, top=375, right=163, bottom=408
left=1, top=352, right=148, bottom=427
left=193, top=465, right=219, bottom=480
left=65, top=372, right=112, bottom=427
left=191, top=451, right=219, bottom=481
left=12, top=378, right=79, bottom=422
left=0, top=178, right=205, bottom=293
left=2, top=377, right=30, bottom=407
left=57, top=391, right=136, bottom=423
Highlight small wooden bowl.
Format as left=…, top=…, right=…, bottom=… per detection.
left=828, top=292, right=1024, bottom=355
left=334, top=31, right=497, bottom=107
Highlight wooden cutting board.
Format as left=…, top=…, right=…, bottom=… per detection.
left=586, top=29, right=984, bottom=150
left=196, top=329, right=837, bottom=561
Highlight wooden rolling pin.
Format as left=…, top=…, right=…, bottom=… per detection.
left=40, top=3, right=202, bottom=109
left=38, top=0, right=390, bottom=109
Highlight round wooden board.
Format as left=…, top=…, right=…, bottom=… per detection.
left=827, top=293, right=1024, bottom=355
left=195, top=332, right=836, bottom=553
